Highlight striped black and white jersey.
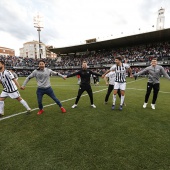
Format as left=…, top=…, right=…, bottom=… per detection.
left=110, top=63, right=130, bottom=83
left=0, top=70, right=18, bottom=93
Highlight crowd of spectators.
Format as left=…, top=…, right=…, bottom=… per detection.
left=0, top=41, right=170, bottom=76
left=56, top=42, right=170, bottom=67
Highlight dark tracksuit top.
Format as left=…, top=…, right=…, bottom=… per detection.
left=67, top=69, right=101, bottom=86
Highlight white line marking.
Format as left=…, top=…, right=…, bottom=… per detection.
left=127, top=87, right=170, bottom=94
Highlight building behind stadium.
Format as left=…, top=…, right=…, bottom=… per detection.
left=19, top=41, right=57, bottom=59
left=19, top=40, right=46, bottom=59
left=0, top=46, right=15, bottom=56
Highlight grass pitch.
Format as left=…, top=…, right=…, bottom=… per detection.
left=0, top=76, right=170, bottom=170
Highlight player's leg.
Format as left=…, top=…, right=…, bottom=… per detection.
left=117, top=89, right=121, bottom=98
left=36, top=88, right=44, bottom=111
left=73, top=85, right=85, bottom=108
left=86, top=86, right=96, bottom=108
left=7, top=90, right=31, bottom=113
left=46, top=87, right=62, bottom=107
left=112, top=88, right=118, bottom=110
left=113, top=89, right=118, bottom=104
left=151, top=83, right=160, bottom=109
left=143, top=82, right=153, bottom=108
left=46, top=87, right=66, bottom=113
left=120, top=90, right=125, bottom=105
left=16, top=96, right=31, bottom=111
left=0, top=97, right=5, bottom=116
left=105, top=85, right=113, bottom=103
left=0, top=91, right=8, bottom=116
left=117, top=88, right=126, bottom=106
left=119, top=83, right=126, bottom=110
left=112, top=82, right=119, bottom=108
left=152, top=83, right=160, bottom=104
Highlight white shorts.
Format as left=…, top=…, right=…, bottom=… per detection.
left=114, top=82, right=126, bottom=91
left=0, top=91, right=20, bottom=99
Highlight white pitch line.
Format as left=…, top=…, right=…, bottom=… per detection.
left=127, top=87, right=170, bottom=94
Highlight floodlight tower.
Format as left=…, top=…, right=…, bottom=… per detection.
left=33, top=13, right=44, bottom=59
left=156, top=8, right=165, bottom=30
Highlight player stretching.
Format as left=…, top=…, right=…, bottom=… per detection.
left=21, top=60, right=66, bottom=115
left=134, top=58, right=170, bottom=109
left=102, top=57, right=132, bottom=110
left=65, top=61, right=102, bottom=108
left=0, top=61, right=31, bottom=117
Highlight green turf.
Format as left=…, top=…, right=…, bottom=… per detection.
left=0, top=76, right=170, bottom=170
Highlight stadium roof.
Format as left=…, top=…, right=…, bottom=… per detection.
left=50, top=28, right=170, bottom=54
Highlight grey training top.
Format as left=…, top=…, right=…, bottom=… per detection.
left=135, top=65, right=170, bottom=84
left=22, top=68, right=64, bottom=88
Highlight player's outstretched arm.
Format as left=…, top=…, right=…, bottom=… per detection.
left=160, top=67, right=170, bottom=80
left=133, top=67, right=148, bottom=80
left=128, top=68, right=133, bottom=78
left=50, top=70, right=66, bottom=80
left=21, top=71, right=35, bottom=89
left=90, top=70, right=102, bottom=77
left=104, top=76, right=109, bottom=85
left=102, top=70, right=110, bottom=78
left=57, top=73, right=65, bottom=80
left=67, top=71, right=81, bottom=78
left=20, top=86, right=25, bottom=90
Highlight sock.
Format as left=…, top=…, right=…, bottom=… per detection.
left=113, top=94, right=116, bottom=105
left=20, top=99, right=30, bottom=110
left=0, top=101, right=4, bottom=114
left=120, top=95, right=125, bottom=106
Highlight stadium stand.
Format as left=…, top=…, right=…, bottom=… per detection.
left=1, top=29, right=170, bottom=76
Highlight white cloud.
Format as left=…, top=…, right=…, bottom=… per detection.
left=0, top=0, right=169, bottom=55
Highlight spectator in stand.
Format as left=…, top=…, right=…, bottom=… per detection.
left=1, top=41, right=170, bottom=71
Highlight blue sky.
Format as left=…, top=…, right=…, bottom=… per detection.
left=0, top=0, right=169, bottom=55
